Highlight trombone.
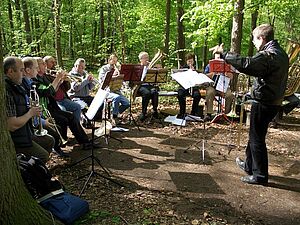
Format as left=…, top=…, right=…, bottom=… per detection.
left=42, top=105, right=68, bottom=146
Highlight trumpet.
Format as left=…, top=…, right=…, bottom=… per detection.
left=42, top=105, right=68, bottom=146
left=30, top=85, right=48, bottom=136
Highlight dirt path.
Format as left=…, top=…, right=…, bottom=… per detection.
left=53, top=113, right=300, bottom=225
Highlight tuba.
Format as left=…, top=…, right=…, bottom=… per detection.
left=285, top=39, right=300, bottom=97
left=132, top=50, right=165, bottom=101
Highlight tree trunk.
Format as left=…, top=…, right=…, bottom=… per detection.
left=8, top=0, right=14, bottom=47
left=20, top=0, right=32, bottom=45
left=53, top=0, right=63, bottom=67
left=164, top=0, right=171, bottom=57
left=177, top=0, right=185, bottom=67
left=230, top=0, right=245, bottom=91
left=99, top=1, right=105, bottom=64
left=106, top=0, right=113, bottom=54
left=0, top=21, right=60, bottom=225
left=68, top=0, right=74, bottom=59
left=247, top=6, right=258, bottom=57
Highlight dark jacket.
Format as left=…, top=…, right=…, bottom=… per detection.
left=5, top=78, right=33, bottom=147
left=224, top=40, right=289, bottom=105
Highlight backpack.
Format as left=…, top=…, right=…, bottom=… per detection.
left=17, top=154, right=62, bottom=199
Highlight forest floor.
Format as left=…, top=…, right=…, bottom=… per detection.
left=49, top=101, right=300, bottom=225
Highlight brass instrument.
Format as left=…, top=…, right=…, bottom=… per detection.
left=30, top=85, right=48, bottom=136
left=42, top=105, right=68, bottom=146
left=132, top=49, right=165, bottom=101
left=285, top=39, right=300, bottom=97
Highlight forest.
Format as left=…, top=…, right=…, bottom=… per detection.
left=1, top=0, right=299, bottom=69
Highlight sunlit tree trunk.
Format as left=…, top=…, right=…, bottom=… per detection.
left=68, top=0, right=74, bottom=59
left=53, top=0, right=63, bottom=67
left=0, top=21, right=60, bottom=225
left=99, top=1, right=105, bottom=64
left=106, top=0, right=113, bottom=54
left=230, top=0, right=244, bottom=91
left=177, top=0, right=185, bottom=67
left=164, top=0, right=171, bottom=57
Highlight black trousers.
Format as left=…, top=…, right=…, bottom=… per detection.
left=245, top=102, right=280, bottom=182
left=49, top=108, right=89, bottom=144
left=177, top=87, right=201, bottom=116
left=137, top=85, right=159, bottom=115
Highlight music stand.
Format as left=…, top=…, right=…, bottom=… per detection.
left=120, top=64, right=144, bottom=130
left=144, top=68, right=168, bottom=125
left=70, top=88, right=123, bottom=196
left=209, top=59, right=232, bottom=124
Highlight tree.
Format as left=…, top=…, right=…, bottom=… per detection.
left=164, top=0, right=171, bottom=56
left=53, top=0, right=63, bottom=67
left=0, top=17, right=60, bottom=225
left=177, top=0, right=186, bottom=67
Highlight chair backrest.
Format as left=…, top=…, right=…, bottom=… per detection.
left=285, top=62, right=300, bottom=97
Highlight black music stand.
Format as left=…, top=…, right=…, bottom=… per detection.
left=70, top=88, right=123, bottom=196
left=120, top=64, right=144, bottom=130
left=209, top=59, right=232, bottom=124
left=144, top=68, right=168, bottom=125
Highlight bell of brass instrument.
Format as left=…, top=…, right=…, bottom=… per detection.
left=285, top=39, right=300, bottom=97
left=42, top=105, right=68, bottom=146
left=30, top=85, right=48, bottom=136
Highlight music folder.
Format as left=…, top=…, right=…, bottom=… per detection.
left=144, top=68, right=168, bottom=83
left=120, top=64, right=144, bottom=82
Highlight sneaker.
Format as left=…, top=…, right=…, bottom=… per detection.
left=176, top=114, right=184, bottom=119
left=52, top=149, right=70, bottom=158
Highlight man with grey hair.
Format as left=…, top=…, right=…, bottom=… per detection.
left=214, top=24, right=289, bottom=185
left=4, top=56, right=49, bottom=162
left=136, top=51, right=159, bottom=121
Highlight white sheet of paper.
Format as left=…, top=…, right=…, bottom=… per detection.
left=86, top=89, right=109, bottom=120
left=171, top=70, right=213, bottom=89
left=111, top=127, right=129, bottom=132
left=215, top=74, right=230, bottom=93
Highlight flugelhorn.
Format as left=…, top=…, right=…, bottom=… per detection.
left=30, top=85, right=48, bottom=136
left=42, top=105, right=68, bottom=146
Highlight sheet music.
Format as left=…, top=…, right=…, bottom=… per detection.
left=215, top=74, right=230, bottom=92
left=141, top=66, right=147, bottom=81
left=86, top=89, right=109, bottom=120
left=171, top=70, right=213, bottom=89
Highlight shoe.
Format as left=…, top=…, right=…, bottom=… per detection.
left=241, top=175, right=268, bottom=185
left=176, top=114, right=184, bottom=119
left=52, top=149, right=70, bottom=158
left=236, top=157, right=252, bottom=175
left=203, top=114, right=212, bottom=122
left=81, top=142, right=101, bottom=150
left=139, top=113, right=146, bottom=122
left=153, top=111, right=159, bottom=119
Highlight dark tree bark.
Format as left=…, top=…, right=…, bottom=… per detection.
left=8, top=0, right=15, bottom=47
left=177, top=0, right=185, bottom=67
left=99, top=0, right=105, bottom=64
left=20, top=0, right=32, bottom=45
left=53, top=0, right=63, bottom=67
left=68, top=0, right=74, bottom=59
left=0, top=18, right=60, bottom=225
left=248, top=6, right=258, bottom=57
left=230, top=0, right=245, bottom=91
left=106, top=0, right=113, bottom=54
left=164, top=0, right=171, bottom=56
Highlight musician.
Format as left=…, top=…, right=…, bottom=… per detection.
left=34, top=57, right=96, bottom=150
left=203, top=52, right=234, bottom=122
left=215, top=24, right=289, bottom=184
left=176, top=53, right=202, bottom=119
left=137, top=52, right=159, bottom=121
left=98, top=54, right=130, bottom=125
left=22, top=57, right=68, bottom=157
left=44, top=56, right=82, bottom=122
left=4, top=56, right=49, bottom=163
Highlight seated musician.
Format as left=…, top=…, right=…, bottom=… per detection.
left=98, top=54, right=130, bottom=125
left=4, top=56, right=49, bottom=163
left=43, top=56, right=82, bottom=122
left=137, top=52, right=159, bottom=121
left=34, top=57, right=96, bottom=150
left=204, top=52, right=234, bottom=121
left=69, top=58, right=102, bottom=125
left=22, top=57, right=68, bottom=157
left=177, top=53, right=202, bottom=119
